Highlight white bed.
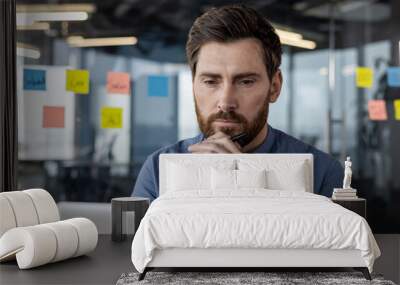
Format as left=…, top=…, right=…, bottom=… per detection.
left=131, top=154, right=380, bottom=280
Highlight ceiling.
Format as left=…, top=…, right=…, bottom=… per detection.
left=16, top=0, right=392, bottom=59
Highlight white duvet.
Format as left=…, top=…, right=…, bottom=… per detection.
left=131, top=190, right=380, bottom=273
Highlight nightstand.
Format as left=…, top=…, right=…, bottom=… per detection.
left=331, top=198, right=366, bottom=219
left=111, top=197, right=150, bottom=242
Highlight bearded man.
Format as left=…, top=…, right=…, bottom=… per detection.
left=131, top=4, right=343, bottom=201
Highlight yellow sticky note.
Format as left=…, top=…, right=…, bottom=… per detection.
left=101, top=107, right=123, bottom=129
left=394, top=99, right=400, bottom=120
left=356, top=67, right=373, bottom=88
left=66, top=69, right=90, bottom=94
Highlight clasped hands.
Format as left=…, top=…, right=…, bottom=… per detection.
left=188, top=131, right=242, bottom=153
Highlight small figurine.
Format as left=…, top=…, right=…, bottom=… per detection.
left=332, top=156, right=357, bottom=199
left=342, top=156, right=352, bottom=189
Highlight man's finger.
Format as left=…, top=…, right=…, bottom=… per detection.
left=205, top=131, right=229, bottom=141
left=188, top=141, right=230, bottom=153
left=211, top=137, right=242, bottom=153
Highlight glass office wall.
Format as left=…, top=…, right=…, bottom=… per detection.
left=14, top=1, right=400, bottom=232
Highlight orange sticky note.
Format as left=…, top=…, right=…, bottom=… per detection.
left=368, top=100, right=387, bottom=121
left=356, top=67, right=373, bottom=88
left=394, top=99, right=400, bottom=120
left=43, top=106, right=65, bottom=128
left=107, top=72, right=130, bottom=94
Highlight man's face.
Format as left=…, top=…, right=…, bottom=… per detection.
left=193, top=38, right=281, bottom=142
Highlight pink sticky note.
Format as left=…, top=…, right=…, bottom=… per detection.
left=107, top=72, right=130, bottom=94
left=43, top=106, right=65, bottom=128
left=368, top=100, right=387, bottom=121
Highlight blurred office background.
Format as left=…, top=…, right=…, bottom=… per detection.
left=13, top=0, right=400, bottom=236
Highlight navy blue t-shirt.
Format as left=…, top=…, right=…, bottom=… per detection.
left=132, top=125, right=343, bottom=202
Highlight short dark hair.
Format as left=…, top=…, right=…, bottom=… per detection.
left=186, top=4, right=282, bottom=80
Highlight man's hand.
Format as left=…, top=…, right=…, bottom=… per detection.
left=188, top=131, right=242, bottom=153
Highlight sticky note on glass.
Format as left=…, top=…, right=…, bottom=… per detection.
left=107, top=72, right=131, bottom=94
left=101, top=107, right=123, bottom=129
left=394, top=100, right=400, bottom=120
left=66, top=69, right=90, bottom=94
left=148, top=75, right=168, bottom=97
left=368, top=100, right=387, bottom=121
left=24, top=69, right=46, bottom=91
left=43, top=106, right=65, bottom=128
left=356, top=67, right=373, bottom=88
left=387, top=67, right=400, bottom=87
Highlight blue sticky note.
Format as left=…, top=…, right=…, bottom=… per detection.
left=23, top=69, right=46, bottom=91
left=148, top=75, right=168, bottom=97
left=387, top=67, right=400, bottom=87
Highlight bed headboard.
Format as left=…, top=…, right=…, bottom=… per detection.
left=159, top=153, right=314, bottom=195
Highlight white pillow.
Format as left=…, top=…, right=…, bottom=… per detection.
left=266, top=168, right=307, bottom=191
left=238, top=159, right=309, bottom=192
left=211, top=168, right=236, bottom=190
left=237, top=169, right=267, bottom=188
left=211, top=168, right=267, bottom=190
left=167, top=163, right=210, bottom=191
left=167, top=160, right=235, bottom=192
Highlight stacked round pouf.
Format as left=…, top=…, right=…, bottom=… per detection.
left=0, top=189, right=98, bottom=269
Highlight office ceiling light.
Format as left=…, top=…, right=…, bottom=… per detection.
left=16, top=4, right=96, bottom=13
left=276, top=28, right=317, bottom=50
left=67, top=36, right=138, bottom=47
left=17, top=22, right=50, bottom=31
left=279, top=37, right=317, bottom=49
left=17, top=12, right=89, bottom=26
left=275, top=29, right=302, bottom=41
left=16, top=43, right=41, bottom=59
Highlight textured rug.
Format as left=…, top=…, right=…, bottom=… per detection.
left=116, top=271, right=396, bottom=285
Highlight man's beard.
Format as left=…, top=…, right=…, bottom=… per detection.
left=194, top=96, right=269, bottom=147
